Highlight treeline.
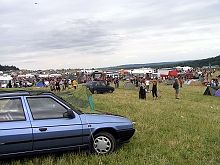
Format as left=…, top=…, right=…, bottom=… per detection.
left=156, top=55, right=220, bottom=68
left=104, top=55, right=220, bottom=70
left=0, top=64, right=19, bottom=71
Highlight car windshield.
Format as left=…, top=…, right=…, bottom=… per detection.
left=51, top=93, right=83, bottom=114
left=99, top=81, right=106, bottom=86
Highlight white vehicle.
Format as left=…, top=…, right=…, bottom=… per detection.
left=0, top=75, right=12, bottom=88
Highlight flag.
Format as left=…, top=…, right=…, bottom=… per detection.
left=86, top=87, right=95, bottom=112
left=88, top=95, right=95, bottom=112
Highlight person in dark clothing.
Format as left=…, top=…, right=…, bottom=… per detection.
left=19, top=81, right=22, bottom=88
left=179, top=77, right=183, bottom=87
left=7, top=80, right=12, bottom=88
left=116, top=78, right=119, bottom=88
left=139, top=86, right=146, bottom=100
left=64, top=79, right=68, bottom=90
left=55, top=80, right=60, bottom=92
left=106, top=78, right=110, bottom=86
left=152, top=79, right=158, bottom=99
left=173, top=78, right=180, bottom=99
left=114, top=78, right=119, bottom=88
left=135, top=79, right=139, bottom=87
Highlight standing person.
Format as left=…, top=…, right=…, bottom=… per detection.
left=49, top=79, right=54, bottom=91
left=114, top=78, right=119, bottom=88
left=19, top=80, right=22, bottom=88
left=60, top=79, right=65, bottom=91
left=72, top=79, right=78, bottom=90
left=139, top=86, right=146, bottom=100
left=145, top=79, right=150, bottom=92
left=152, top=78, right=158, bottom=99
left=55, top=79, right=60, bottom=92
left=106, top=77, right=110, bottom=86
left=135, top=78, right=139, bottom=87
left=173, top=78, right=180, bottom=99
left=114, top=78, right=117, bottom=88
left=116, top=78, right=119, bottom=88
left=64, top=79, right=68, bottom=90
left=7, top=80, right=12, bottom=88
left=179, top=77, right=183, bottom=87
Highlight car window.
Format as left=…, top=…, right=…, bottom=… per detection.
left=0, top=98, right=25, bottom=122
left=100, top=82, right=106, bottom=86
left=27, top=97, right=67, bottom=120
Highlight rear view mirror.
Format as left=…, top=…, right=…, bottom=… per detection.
left=63, top=109, right=75, bottom=119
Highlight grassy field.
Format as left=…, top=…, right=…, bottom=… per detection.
left=1, top=82, right=220, bottom=165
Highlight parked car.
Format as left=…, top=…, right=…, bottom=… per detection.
left=84, top=81, right=115, bottom=94
left=0, top=91, right=135, bottom=158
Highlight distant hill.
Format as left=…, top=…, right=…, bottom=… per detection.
left=0, top=64, right=19, bottom=71
left=102, top=55, right=220, bottom=70
left=177, top=55, right=220, bottom=68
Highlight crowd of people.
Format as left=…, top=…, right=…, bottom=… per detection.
left=48, top=78, right=78, bottom=92
left=80, top=70, right=219, bottom=100
left=2, top=68, right=219, bottom=100
left=134, top=76, right=182, bottom=100
left=3, top=76, right=79, bottom=92
left=136, top=78, right=159, bottom=100
left=48, top=79, right=69, bottom=92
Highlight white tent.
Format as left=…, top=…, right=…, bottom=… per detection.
left=39, top=74, right=49, bottom=78
left=49, top=74, right=62, bottom=78
left=131, top=68, right=153, bottom=75
left=0, top=75, right=13, bottom=88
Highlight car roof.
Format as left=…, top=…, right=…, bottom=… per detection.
left=0, top=90, right=83, bottom=114
left=85, top=81, right=105, bottom=84
left=0, top=90, right=54, bottom=97
left=91, top=81, right=105, bottom=83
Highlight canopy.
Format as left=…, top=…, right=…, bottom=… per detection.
left=168, top=70, right=178, bottom=77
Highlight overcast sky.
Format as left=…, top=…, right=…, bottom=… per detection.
left=0, top=0, right=220, bottom=69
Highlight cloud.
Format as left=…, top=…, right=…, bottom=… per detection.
left=0, top=0, right=220, bottom=69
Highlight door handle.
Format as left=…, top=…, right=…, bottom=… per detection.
left=39, top=127, right=47, bottom=132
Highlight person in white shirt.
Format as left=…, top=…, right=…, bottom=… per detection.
left=145, top=79, right=150, bottom=92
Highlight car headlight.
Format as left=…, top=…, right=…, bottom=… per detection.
left=132, top=122, right=136, bottom=127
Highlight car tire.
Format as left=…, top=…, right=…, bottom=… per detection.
left=109, top=89, right=113, bottom=93
left=91, top=132, right=116, bottom=154
left=93, top=90, right=98, bottom=94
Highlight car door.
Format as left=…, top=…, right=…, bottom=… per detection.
left=95, top=81, right=105, bottom=93
left=24, top=95, right=83, bottom=151
left=101, top=81, right=109, bottom=92
left=0, top=97, right=33, bottom=156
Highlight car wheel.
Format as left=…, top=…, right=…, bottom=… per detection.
left=109, top=89, right=113, bottom=93
left=93, top=90, right=98, bottom=94
left=91, top=132, right=116, bottom=154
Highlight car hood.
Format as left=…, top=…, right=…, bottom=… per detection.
left=80, top=113, right=132, bottom=124
left=109, top=86, right=115, bottom=90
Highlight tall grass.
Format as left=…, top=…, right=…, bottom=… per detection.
left=1, top=83, right=220, bottom=165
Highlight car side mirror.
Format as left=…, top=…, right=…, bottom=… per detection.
left=63, top=109, right=75, bottom=119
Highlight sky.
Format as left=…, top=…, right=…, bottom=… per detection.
left=0, top=0, right=220, bottom=70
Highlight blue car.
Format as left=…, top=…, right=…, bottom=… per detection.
left=0, top=91, right=135, bottom=158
